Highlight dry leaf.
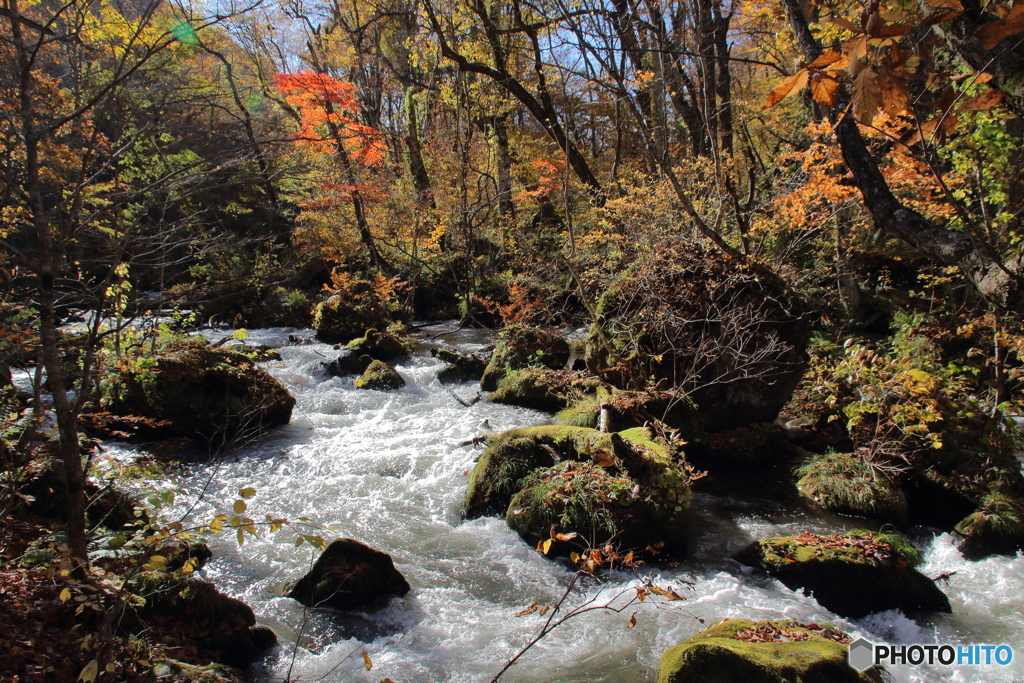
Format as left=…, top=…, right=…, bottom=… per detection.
left=957, top=87, right=1004, bottom=111
left=363, top=651, right=373, bottom=671
left=627, top=612, right=637, bottom=629
left=764, top=70, right=809, bottom=109
left=852, top=66, right=882, bottom=122
left=811, top=76, right=841, bottom=106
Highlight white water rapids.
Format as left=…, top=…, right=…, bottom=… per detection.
left=102, top=324, right=1024, bottom=683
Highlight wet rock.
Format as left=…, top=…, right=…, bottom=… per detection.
left=795, top=452, right=908, bottom=525
left=432, top=348, right=487, bottom=384
left=326, top=328, right=411, bottom=377
left=700, top=423, right=794, bottom=464
left=101, top=344, right=294, bottom=445
left=584, top=242, right=809, bottom=433
left=954, top=493, right=1024, bottom=559
left=657, top=619, right=882, bottom=683
left=287, top=539, right=410, bottom=611
left=734, top=531, right=950, bottom=619
left=152, top=661, right=248, bottom=683
left=479, top=325, right=571, bottom=391
left=487, top=369, right=608, bottom=412
left=356, top=360, right=406, bottom=390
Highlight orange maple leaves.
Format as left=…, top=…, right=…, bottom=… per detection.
left=274, top=71, right=386, bottom=167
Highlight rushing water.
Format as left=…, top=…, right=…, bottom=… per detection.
left=103, top=324, right=1024, bottom=683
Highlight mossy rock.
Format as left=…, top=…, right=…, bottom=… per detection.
left=326, top=328, right=412, bottom=376
left=796, top=453, right=908, bottom=525
left=487, top=368, right=609, bottom=412
left=152, top=660, right=248, bottom=683
left=584, top=242, right=809, bottom=432
left=313, top=295, right=410, bottom=345
left=658, top=619, right=882, bottom=683
left=432, top=348, right=487, bottom=384
left=132, top=574, right=271, bottom=669
left=479, top=325, right=571, bottom=391
left=507, top=460, right=690, bottom=557
left=954, top=493, right=1024, bottom=559
left=287, top=538, right=410, bottom=611
left=464, top=425, right=630, bottom=518
left=102, top=346, right=294, bottom=446
left=734, top=532, right=949, bottom=619
left=556, top=389, right=703, bottom=441
left=356, top=360, right=406, bottom=390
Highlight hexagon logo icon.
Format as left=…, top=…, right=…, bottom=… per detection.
left=848, top=638, right=875, bottom=671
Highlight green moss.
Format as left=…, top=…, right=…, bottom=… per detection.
left=555, top=395, right=603, bottom=428
left=356, top=360, right=406, bottom=390
left=463, top=426, right=623, bottom=518
left=658, top=619, right=882, bottom=683
left=796, top=453, right=907, bottom=524
left=506, top=460, right=689, bottom=556
left=488, top=368, right=608, bottom=411
left=954, top=493, right=1024, bottom=558
left=479, top=325, right=571, bottom=391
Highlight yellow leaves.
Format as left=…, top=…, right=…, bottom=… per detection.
left=60, top=587, right=72, bottom=603
left=181, top=557, right=197, bottom=574
left=233, top=500, right=248, bottom=514
left=811, top=77, right=841, bottom=106
left=239, top=487, right=257, bottom=499
left=537, top=539, right=553, bottom=555
left=142, top=555, right=167, bottom=572
left=362, top=651, right=373, bottom=670
left=516, top=602, right=539, bottom=617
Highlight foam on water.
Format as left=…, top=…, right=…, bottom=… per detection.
left=103, top=325, right=1024, bottom=683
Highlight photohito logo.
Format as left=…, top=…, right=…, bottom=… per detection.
left=848, top=638, right=1014, bottom=671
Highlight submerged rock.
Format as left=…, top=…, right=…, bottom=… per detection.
left=356, top=360, right=406, bottom=390
left=479, top=325, right=570, bottom=391
left=584, top=241, right=809, bottom=432
left=287, top=539, right=410, bottom=611
left=432, top=348, right=488, bottom=384
left=100, top=343, right=294, bottom=445
left=795, top=452, right=908, bottom=525
left=657, top=619, right=882, bottom=683
left=734, top=531, right=949, bottom=619
left=487, top=368, right=608, bottom=412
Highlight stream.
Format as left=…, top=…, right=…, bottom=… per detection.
left=101, top=323, right=1024, bottom=683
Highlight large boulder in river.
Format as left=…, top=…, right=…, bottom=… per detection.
left=487, top=368, right=609, bottom=412
left=734, top=531, right=949, bottom=619
left=556, top=389, right=703, bottom=440
left=287, top=539, right=410, bottom=611
left=101, top=342, right=294, bottom=445
left=326, top=328, right=411, bottom=377
left=479, top=325, right=571, bottom=391
left=657, top=619, right=882, bottom=683
left=465, top=424, right=695, bottom=558
left=585, top=242, right=809, bottom=432
left=356, top=360, right=405, bottom=390
left=953, top=493, right=1024, bottom=559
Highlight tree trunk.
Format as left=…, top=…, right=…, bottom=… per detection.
left=782, top=0, right=1023, bottom=311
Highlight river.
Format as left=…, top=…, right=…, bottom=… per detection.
left=102, top=323, right=1024, bottom=683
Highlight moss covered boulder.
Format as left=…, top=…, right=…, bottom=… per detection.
left=556, top=389, right=702, bottom=440
left=954, top=493, right=1024, bottom=559
left=102, top=344, right=294, bottom=445
left=356, top=360, right=406, bottom=390
left=734, top=531, right=949, bottom=619
left=463, top=425, right=632, bottom=519
left=287, top=539, right=410, bottom=611
left=584, top=242, right=809, bottom=432
left=658, top=619, right=882, bottom=683
left=313, top=290, right=410, bottom=345
left=326, top=328, right=412, bottom=376
left=796, top=453, right=908, bottom=524
left=479, top=325, right=571, bottom=391
left=487, top=369, right=609, bottom=412
left=507, top=459, right=691, bottom=556
left=433, top=348, right=488, bottom=384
